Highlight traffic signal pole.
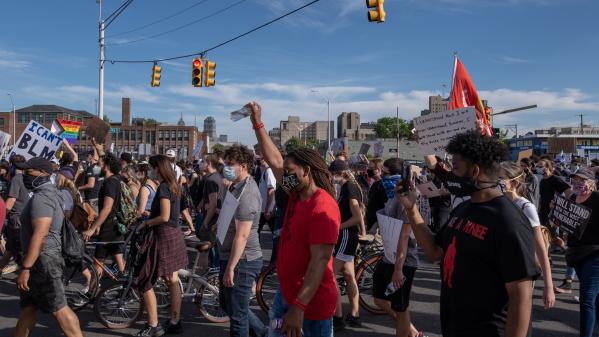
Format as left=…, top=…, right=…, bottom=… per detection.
left=99, top=17, right=105, bottom=120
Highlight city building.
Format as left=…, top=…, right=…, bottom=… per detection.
left=357, top=122, right=378, bottom=140
left=203, top=116, right=217, bottom=140
left=507, top=125, right=599, bottom=160
left=218, top=134, right=228, bottom=142
left=0, top=98, right=206, bottom=160
left=429, top=95, right=450, bottom=115
left=337, top=112, right=360, bottom=139
left=279, top=116, right=333, bottom=146
left=268, top=127, right=281, bottom=146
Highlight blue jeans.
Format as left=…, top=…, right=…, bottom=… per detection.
left=219, top=259, right=266, bottom=337
left=566, top=266, right=577, bottom=280
left=575, top=254, right=599, bottom=337
left=268, top=288, right=333, bottom=337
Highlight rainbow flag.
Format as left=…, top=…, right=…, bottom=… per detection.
left=54, top=119, right=81, bottom=144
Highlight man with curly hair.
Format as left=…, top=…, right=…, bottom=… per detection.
left=398, top=130, right=539, bottom=337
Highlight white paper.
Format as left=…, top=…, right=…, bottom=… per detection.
left=413, top=107, right=477, bottom=156
left=376, top=210, right=404, bottom=262
left=230, top=107, right=251, bottom=122
left=9, top=120, right=63, bottom=161
left=216, top=191, right=239, bottom=244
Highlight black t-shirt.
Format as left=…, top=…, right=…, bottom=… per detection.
left=568, top=191, right=599, bottom=247
left=275, top=186, right=288, bottom=210
left=202, top=172, right=225, bottom=210
left=98, top=175, right=121, bottom=219
left=338, top=182, right=362, bottom=232
left=434, top=195, right=539, bottom=337
left=539, top=175, right=570, bottom=224
left=365, top=180, right=387, bottom=229
left=85, top=165, right=103, bottom=201
left=151, top=182, right=181, bottom=228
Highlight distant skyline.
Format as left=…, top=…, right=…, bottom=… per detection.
left=0, top=0, right=597, bottom=145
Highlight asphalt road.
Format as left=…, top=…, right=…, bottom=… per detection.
left=0, top=234, right=581, bottom=337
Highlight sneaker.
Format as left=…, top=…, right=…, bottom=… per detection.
left=333, top=316, right=346, bottom=332
left=2, top=261, right=18, bottom=275
left=134, top=324, right=165, bottom=337
left=555, top=280, right=573, bottom=294
left=163, top=319, right=183, bottom=334
left=574, top=295, right=580, bottom=303
left=344, top=314, right=362, bottom=328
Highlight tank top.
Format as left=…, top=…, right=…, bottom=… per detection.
left=137, top=184, right=156, bottom=211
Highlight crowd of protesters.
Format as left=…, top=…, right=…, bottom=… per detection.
left=0, top=101, right=598, bottom=337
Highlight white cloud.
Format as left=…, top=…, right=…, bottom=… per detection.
left=493, top=56, right=532, bottom=64
left=0, top=50, right=31, bottom=69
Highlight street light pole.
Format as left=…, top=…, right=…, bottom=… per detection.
left=7, top=93, right=15, bottom=147
left=98, top=0, right=105, bottom=120
left=396, top=106, right=400, bottom=159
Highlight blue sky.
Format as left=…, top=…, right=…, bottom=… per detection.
left=0, top=0, right=597, bottom=145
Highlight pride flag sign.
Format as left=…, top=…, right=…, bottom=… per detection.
left=52, top=119, right=81, bottom=144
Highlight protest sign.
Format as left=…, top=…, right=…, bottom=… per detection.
left=413, top=107, right=477, bottom=156
left=376, top=210, right=404, bottom=262
left=84, top=117, right=110, bottom=143
left=359, top=143, right=371, bottom=155
left=0, top=131, right=11, bottom=158
left=373, top=141, right=384, bottom=157
left=550, top=195, right=592, bottom=237
left=416, top=181, right=443, bottom=198
left=192, top=140, right=204, bottom=158
left=517, top=149, right=533, bottom=162
left=9, top=120, right=63, bottom=161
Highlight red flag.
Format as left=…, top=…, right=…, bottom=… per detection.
left=449, top=58, right=493, bottom=136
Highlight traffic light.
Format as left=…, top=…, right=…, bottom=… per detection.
left=366, top=0, right=385, bottom=23
left=192, top=58, right=203, bottom=87
left=205, top=60, right=216, bottom=87
left=151, top=63, right=161, bottom=87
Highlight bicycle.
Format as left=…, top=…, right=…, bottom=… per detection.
left=93, top=233, right=229, bottom=329
left=255, top=234, right=385, bottom=315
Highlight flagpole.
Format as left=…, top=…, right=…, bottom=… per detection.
left=450, top=52, right=458, bottom=99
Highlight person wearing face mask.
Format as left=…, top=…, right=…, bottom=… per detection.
left=257, top=156, right=277, bottom=235
left=328, top=159, right=364, bottom=330
left=197, top=155, right=225, bottom=268
left=519, top=158, right=540, bottom=208
left=78, top=151, right=103, bottom=214
left=14, top=157, right=83, bottom=337
left=499, top=161, right=555, bottom=310
left=397, top=130, right=539, bottom=337
left=365, top=158, right=385, bottom=232
left=250, top=101, right=340, bottom=337
left=218, top=145, right=267, bottom=337
left=563, top=168, right=599, bottom=337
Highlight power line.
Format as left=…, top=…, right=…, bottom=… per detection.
left=105, top=0, right=134, bottom=29
left=107, top=0, right=248, bottom=46
left=108, top=0, right=213, bottom=38
left=105, top=0, right=322, bottom=63
left=104, top=0, right=131, bottom=22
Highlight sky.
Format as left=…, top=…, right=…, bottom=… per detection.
left=0, top=0, right=598, bottom=145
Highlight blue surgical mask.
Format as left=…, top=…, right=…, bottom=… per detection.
left=381, top=175, right=401, bottom=199
left=223, top=165, right=238, bottom=182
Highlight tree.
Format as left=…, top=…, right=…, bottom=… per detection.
left=102, top=114, right=111, bottom=123
left=284, top=137, right=302, bottom=153
left=212, top=143, right=225, bottom=153
left=375, top=117, right=414, bottom=140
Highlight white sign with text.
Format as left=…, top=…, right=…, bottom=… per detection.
left=9, top=120, right=63, bottom=161
left=413, top=107, right=477, bottom=156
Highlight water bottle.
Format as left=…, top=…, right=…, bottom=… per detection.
left=269, top=318, right=285, bottom=337
left=384, top=282, right=397, bottom=296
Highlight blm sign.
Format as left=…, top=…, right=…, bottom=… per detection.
left=550, top=195, right=592, bottom=238
left=9, top=120, right=63, bottom=161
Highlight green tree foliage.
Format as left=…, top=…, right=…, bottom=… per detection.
left=212, top=143, right=225, bottom=153
left=284, top=137, right=322, bottom=153
left=375, top=117, right=414, bottom=140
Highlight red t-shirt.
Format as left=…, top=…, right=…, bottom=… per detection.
left=276, top=188, right=340, bottom=320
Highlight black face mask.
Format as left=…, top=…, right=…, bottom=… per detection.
left=23, top=174, right=51, bottom=190
left=366, top=169, right=375, bottom=178
left=445, top=171, right=499, bottom=197
left=282, top=173, right=301, bottom=192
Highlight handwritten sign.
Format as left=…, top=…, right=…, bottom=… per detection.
left=0, top=131, right=11, bottom=158
left=9, top=120, right=63, bottom=161
left=359, top=143, right=371, bottom=155
left=373, top=141, right=384, bottom=157
left=413, top=107, right=477, bottom=156
left=517, top=149, right=533, bottom=162
left=550, top=195, right=592, bottom=237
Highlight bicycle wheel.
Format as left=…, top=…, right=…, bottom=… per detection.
left=255, top=264, right=278, bottom=314
left=64, top=259, right=99, bottom=312
left=154, top=278, right=170, bottom=309
left=355, top=254, right=385, bottom=315
left=94, top=281, right=144, bottom=329
left=194, top=272, right=229, bottom=323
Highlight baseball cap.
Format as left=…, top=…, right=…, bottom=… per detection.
left=571, top=167, right=595, bottom=181
left=328, top=159, right=349, bottom=173
left=166, top=149, right=176, bottom=158
left=14, top=157, right=54, bottom=174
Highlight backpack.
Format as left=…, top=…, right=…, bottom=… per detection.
left=116, top=180, right=138, bottom=230
left=62, top=217, right=85, bottom=266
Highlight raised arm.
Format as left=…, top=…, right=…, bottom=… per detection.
left=62, top=138, right=79, bottom=163
left=248, top=102, right=284, bottom=182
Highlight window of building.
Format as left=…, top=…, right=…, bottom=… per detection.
left=171, top=130, right=176, bottom=141
left=18, top=112, right=29, bottom=123
left=164, top=130, right=169, bottom=141
left=151, top=131, right=156, bottom=145
left=159, top=130, right=164, bottom=141
left=178, top=130, right=183, bottom=141
left=184, top=130, right=189, bottom=141
left=146, top=131, right=151, bottom=143
left=0, top=118, right=4, bottom=128
left=44, top=113, right=58, bottom=124
left=124, top=130, right=130, bottom=141
left=137, top=131, right=142, bottom=142
left=32, top=113, right=44, bottom=123
left=131, top=130, right=137, bottom=141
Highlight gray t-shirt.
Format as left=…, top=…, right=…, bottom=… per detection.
left=219, top=177, right=262, bottom=262
left=20, top=183, right=64, bottom=256
left=8, top=174, right=33, bottom=216
left=382, top=198, right=418, bottom=268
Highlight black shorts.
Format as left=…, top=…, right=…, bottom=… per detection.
left=95, top=217, right=124, bottom=259
left=372, top=259, right=417, bottom=312
left=20, top=254, right=67, bottom=313
left=334, top=229, right=359, bottom=262
left=6, top=214, right=23, bottom=264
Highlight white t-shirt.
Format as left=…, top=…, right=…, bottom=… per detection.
left=171, top=163, right=182, bottom=182
left=514, top=197, right=541, bottom=228
left=258, top=167, right=277, bottom=213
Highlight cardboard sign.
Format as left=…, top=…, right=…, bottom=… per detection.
left=0, top=131, right=11, bottom=158
left=84, top=117, right=110, bottom=143
left=373, top=141, right=384, bottom=157
left=10, top=120, right=63, bottom=160
left=517, top=149, right=533, bottom=162
left=359, top=143, right=371, bottom=155
left=376, top=210, right=404, bottom=262
left=413, top=107, right=477, bottom=156
left=550, top=195, right=592, bottom=237
left=416, top=181, right=443, bottom=198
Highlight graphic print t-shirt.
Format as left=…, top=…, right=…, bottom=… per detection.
left=434, top=195, right=539, bottom=337
left=539, top=175, right=570, bottom=224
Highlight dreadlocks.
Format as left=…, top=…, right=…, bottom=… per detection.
left=287, top=148, right=336, bottom=198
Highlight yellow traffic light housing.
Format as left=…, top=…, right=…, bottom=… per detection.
left=366, top=0, right=385, bottom=23
left=205, top=60, right=216, bottom=87
left=192, top=58, right=203, bottom=87
left=151, top=63, right=161, bottom=87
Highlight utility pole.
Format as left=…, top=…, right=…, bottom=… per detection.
left=396, top=106, right=400, bottom=158
left=98, top=0, right=105, bottom=120
left=505, top=124, right=518, bottom=138
left=7, top=93, right=15, bottom=147
left=578, top=114, right=585, bottom=134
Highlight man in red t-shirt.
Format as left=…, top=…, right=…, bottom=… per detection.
left=250, top=101, right=340, bottom=337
